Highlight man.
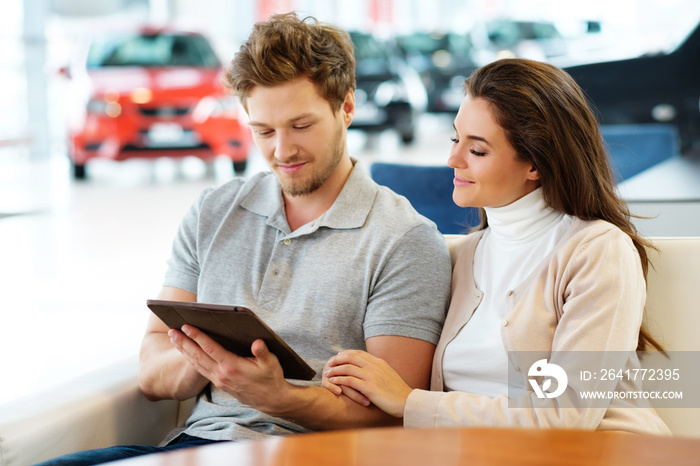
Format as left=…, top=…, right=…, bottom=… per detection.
left=38, top=13, right=450, bottom=465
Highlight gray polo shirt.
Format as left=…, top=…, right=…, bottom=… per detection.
left=163, top=161, right=451, bottom=442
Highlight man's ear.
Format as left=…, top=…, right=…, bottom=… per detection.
left=341, top=90, right=355, bottom=127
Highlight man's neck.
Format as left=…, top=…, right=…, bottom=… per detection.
left=284, top=157, right=354, bottom=232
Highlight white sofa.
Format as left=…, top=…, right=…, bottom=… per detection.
left=1, top=237, right=698, bottom=466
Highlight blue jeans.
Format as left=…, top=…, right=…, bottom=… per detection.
left=34, top=433, right=221, bottom=465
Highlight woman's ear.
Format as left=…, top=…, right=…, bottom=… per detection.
left=526, top=165, right=540, bottom=181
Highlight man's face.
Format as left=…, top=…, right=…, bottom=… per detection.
left=246, top=77, right=353, bottom=197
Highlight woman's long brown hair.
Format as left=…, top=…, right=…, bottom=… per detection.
left=465, top=58, right=663, bottom=352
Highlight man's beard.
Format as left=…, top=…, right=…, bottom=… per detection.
left=278, top=125, right=345, bottom=197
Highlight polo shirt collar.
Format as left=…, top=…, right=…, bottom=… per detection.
left=240, top=159, right=377, bottom=233
left=319, top=160, right=377, bottom=230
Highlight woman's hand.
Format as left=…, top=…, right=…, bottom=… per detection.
left=322, top=350, right=412, bottom=418
left=321, top=359, right=371, bottom=407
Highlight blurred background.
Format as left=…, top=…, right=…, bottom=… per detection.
left=2, top=0, right=700, bottom=404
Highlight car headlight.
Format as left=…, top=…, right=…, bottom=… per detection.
left=431, top=50, right=452, bottom=68
left=86, top=98, right=121, bottom=117
left=193, top=96, right=243, bottom=123
left=375, top=81, right=408, bottom=107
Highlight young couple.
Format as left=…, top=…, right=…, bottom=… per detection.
left=39, top=11, right=668, bottom=466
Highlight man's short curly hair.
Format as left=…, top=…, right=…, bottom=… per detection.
left=223, top=12, right=356, bottom=113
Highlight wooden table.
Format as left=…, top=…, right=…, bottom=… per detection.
left=111, top=427, right=700, bottom=466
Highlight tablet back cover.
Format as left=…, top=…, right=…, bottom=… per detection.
left=147, top=300, right=316, bottom=380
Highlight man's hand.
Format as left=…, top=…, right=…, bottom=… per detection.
left=168, top=324, right=291, bottom=413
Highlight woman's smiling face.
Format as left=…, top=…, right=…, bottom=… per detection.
left=447, top=95, right=541, bottom=208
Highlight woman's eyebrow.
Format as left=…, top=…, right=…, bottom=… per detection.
left=467, top=135, right=489, bottom=144
left=453, top=123, right=490, bottom=144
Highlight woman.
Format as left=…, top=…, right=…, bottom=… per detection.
left=323, top=58, right=670, bottom=435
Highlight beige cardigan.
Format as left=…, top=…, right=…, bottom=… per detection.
left=405, top=218, right=670, bottom=435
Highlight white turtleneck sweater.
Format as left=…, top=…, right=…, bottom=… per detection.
left=442, top=187, right=573, bottom=396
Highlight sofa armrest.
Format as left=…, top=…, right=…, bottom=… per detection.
left=0, top=356, right=180, bottom=466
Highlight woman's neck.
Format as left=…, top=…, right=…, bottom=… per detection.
left=484, top=188, right=563, bottom=243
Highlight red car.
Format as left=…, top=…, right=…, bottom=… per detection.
left=61, top=26, right=251, bottom=180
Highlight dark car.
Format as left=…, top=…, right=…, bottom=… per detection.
left=61, top=26, right=252, bottom=180
left=349, top=31, right=427, bottom=144
left=396, top=32, right=478, bottom=113
left=469, top=19, right=568, bottom=64
left=564, top=21, right=700, bottom=151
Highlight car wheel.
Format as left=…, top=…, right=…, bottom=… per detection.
left=233, top=160, right=247, bottom=175
left=72, top=162, right=87, bottom=180
left=400, top=129, right=415, bottom=145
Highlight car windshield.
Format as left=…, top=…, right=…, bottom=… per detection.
left=86, top=33, right=220, bottom=68
left=398, top=33, right=444, bottom=55
left=398, top=32, right=473, bottom=56
left=486, top=20, right=562, bottom=47
left=350, top=32, right=389, bottom=61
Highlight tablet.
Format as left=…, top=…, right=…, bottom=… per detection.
left=146, top=299, right=316, bottom=380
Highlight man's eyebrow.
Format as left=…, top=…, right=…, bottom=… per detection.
left=289, top=113, right=315, bottom=123
left=248, top=113, right=316, bottom=127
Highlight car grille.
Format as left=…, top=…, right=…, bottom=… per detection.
left=137, top=106, right=191, bottom=117
left=136, top=128, right=202, bottom=149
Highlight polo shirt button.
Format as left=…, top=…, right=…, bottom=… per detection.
left=283, top=239, right=291, bottom=245
left=501, top=320, right=508, bottom=327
